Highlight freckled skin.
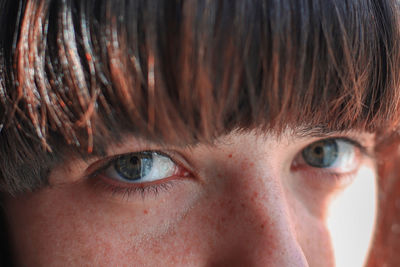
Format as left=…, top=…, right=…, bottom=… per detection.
left=4, top=132, right=376, bottom=266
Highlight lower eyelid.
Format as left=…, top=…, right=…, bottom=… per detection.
left=95, top=171, right=184, bottom=187
left=94, top=175, right=177, bottom=200
left=293, top=167, right=359, bottom=192
left=292, top=140, right=362, bottom=171
left=87, top=170, right=192, bottom=202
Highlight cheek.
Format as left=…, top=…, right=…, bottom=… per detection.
left=4, top=162, right=377, bottom=266
left=326, top=165, right=377, bottom=267
left=4, top=180, right=204, bottom=266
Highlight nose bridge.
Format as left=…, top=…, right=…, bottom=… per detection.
left=213, top=162, right=309, bottom=267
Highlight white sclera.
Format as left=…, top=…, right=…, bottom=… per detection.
left=105, top=153, right=177, bottom=183
left=328, top=140, right=357, bottom=172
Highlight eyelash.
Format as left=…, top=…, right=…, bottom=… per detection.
left=296, top=136, right=371, bottom=167
left=334, top=137, right=371, bottom=157
left=292, top=137, right=373, bottom=189
left=92, top=178, right=176, bottom=200
left=87, top=151, right=190, bottom=200
left=86, top=137, right=372, bottom=200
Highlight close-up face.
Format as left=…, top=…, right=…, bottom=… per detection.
left=1, top=0, right=400, bottom=266
left=4, top=129, right=377, bottom=266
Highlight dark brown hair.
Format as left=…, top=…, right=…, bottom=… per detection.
left=1, top=0, right=400, bottom=194
left=1, top=0, right=400, bottom=266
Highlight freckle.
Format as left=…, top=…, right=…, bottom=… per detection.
left=143, top=209, right=148, bottom=214
left=228, top=154, right=233, bottom=158
left=240, top=162, right=248, bottom=170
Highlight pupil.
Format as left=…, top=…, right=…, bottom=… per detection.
left=314, top=146, right=323, bottom=155
left=302, top=139, right=338, bottom=168
left=114, top=152, right=153, bottom=181
left=129, top=157, right=139, bottom=166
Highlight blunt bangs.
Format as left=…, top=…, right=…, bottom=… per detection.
left=0, top=0, right=400, bottom=193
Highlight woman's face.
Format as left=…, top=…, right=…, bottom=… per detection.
left=4, top=129, right=377, bottom=266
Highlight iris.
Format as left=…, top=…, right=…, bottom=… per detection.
left=302, top=139, right=339, bottom=168
left=115, top=152, right=153, bottom=181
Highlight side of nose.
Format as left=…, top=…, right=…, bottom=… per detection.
left=207, top=167, right=309, bottom=267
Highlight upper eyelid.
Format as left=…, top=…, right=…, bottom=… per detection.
left=291, top=137, right=371, bottom=175
left=84, top=135, right=374, bottom=173
left=84, top=150, right=191, bottom=179
left=305, top=136, right=376, bottom=159
left=335, top=138, right=368, bottom=154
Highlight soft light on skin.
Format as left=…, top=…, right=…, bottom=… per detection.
left=327, top=165, right=377, bottom=267
left=3, top=130, right=378, bottom=266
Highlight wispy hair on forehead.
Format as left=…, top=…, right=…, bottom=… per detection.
left=0, top=0, right=400, bottom=193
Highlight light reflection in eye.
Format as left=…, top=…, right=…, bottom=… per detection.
left=86, top=151, right=192, bottom=200
left=288, top=137, right=372, bottom=193
left=300, top=138, right=360, bottom=173
left=104, top=152, right=179, bottom=183
left=85, top=136, right=370, bottom=200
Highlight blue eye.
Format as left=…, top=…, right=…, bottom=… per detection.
left=302, top=139, right=338, bottom=168
left=114, top=152, right=153, bottom=181
left=301, top=139, right=357, bottom=171
left=104, top=152, right=178, bottom=183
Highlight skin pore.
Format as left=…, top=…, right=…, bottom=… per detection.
left=4, top=128, right=377, bottom=266
left=1, top=0, right=399, bottom=266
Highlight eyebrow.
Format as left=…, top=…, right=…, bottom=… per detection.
left=292, top=126, right=375, bottom=151
left=76, top=124, right=373, bottom=161
left=292, top=125, right=362, bottom=138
